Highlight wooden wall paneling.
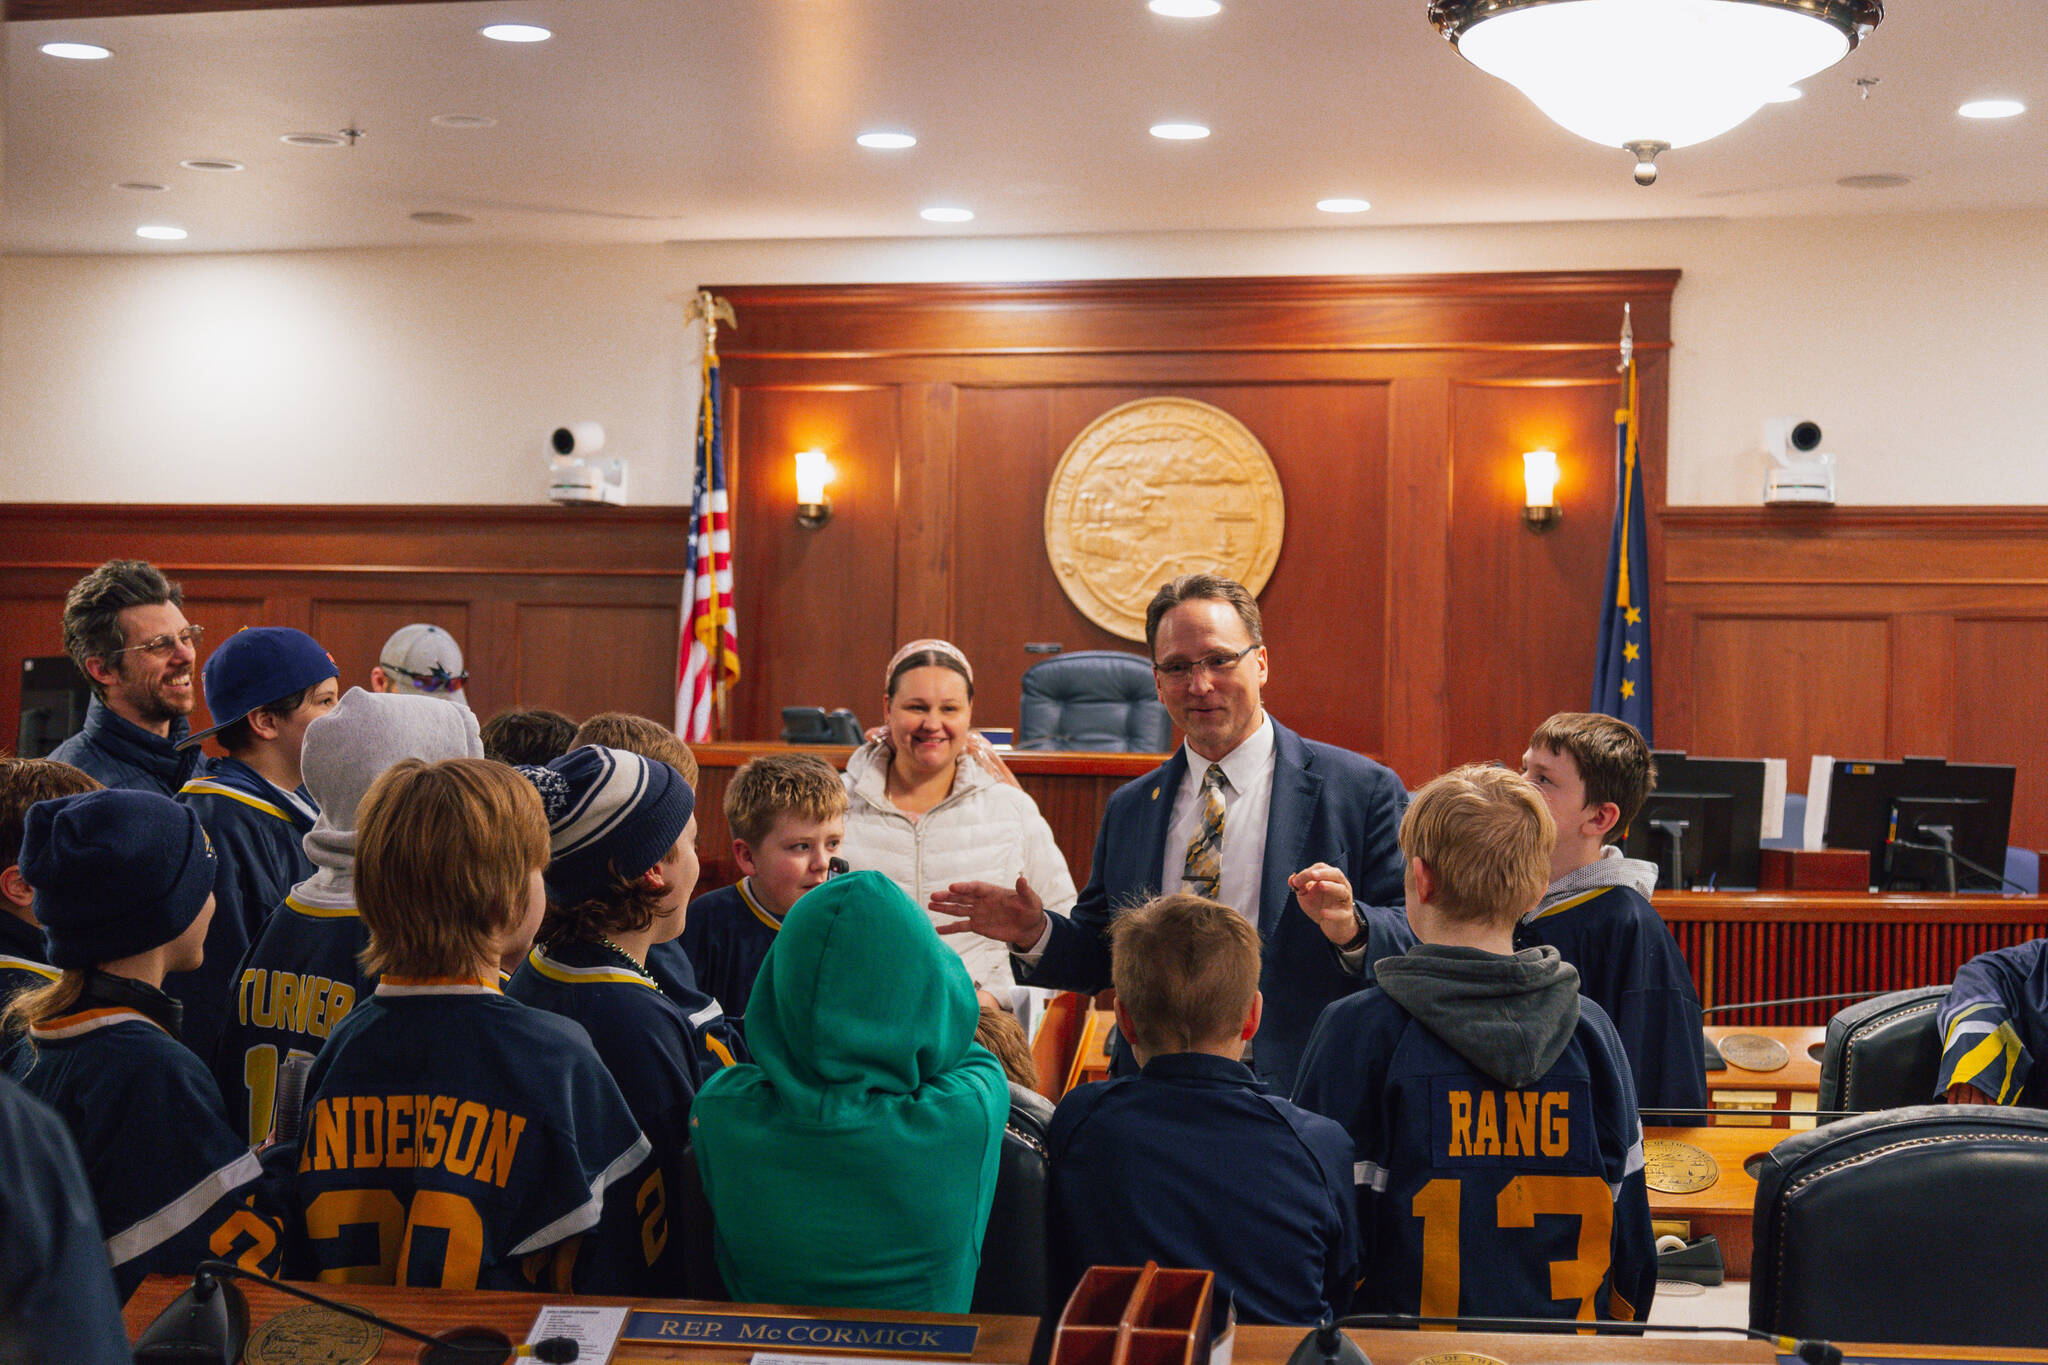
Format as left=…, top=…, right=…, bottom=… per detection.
left=515, top=601, right=680, bottom=724
left=1380, top=378, right=1453, bottom=787
left=1, top=593, right=67, bottom=756
left=1887, top=613, right=1956, bottom=758
left=727, top=384, right=903, bottom=739
left=1684, top=614, right=1892, bottom=775
left=1442, top=379, right=1621, bottom=773
left=894, top=383, right=957, bottom=647
left=1953, top=617, right=2048, bottom=847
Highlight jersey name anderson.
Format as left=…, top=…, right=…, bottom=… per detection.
left=301, top=1094, right=527, bottom=1189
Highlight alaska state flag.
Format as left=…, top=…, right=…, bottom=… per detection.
left=1593, top=356, right=1652, bottom=740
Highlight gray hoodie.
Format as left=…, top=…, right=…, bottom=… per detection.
left=1374, top=943, right=1583, bottom=1089
left=1532, top=843, right=1659, bottom=917
left=292, top=687, right=484, bottom=910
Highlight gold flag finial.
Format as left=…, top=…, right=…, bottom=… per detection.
left=1618, top=302, right=1634, bottom=373
left=686, top=290, right=737, bottom=359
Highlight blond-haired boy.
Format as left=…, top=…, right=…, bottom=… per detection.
left=1293, top=764, right=1656, bottom=1323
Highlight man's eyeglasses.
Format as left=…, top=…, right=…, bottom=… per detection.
left=110, top=625, right=205, bottom=660
left=1152, top=643, right=1259, bottom=683
left=381, top=661, right=468, bottom=693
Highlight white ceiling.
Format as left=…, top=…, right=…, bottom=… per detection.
left=4, top=0, right=2044, bottom=255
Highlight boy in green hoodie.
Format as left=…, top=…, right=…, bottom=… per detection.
left=690, top=869, right=1008, bottom=1313
left=1292, top=764, right=1656, bottom=1324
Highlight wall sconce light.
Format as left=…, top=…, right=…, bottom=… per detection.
left=794, top=449, right=834, bottom=529
left=1522, top=449, right=1560, bottom=531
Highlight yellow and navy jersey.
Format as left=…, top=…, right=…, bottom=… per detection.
left=0, top=910, right=60, bottom=1024
left=173, top=758, right=319, bottom=1062
left=292, top=978, right=658, bottom=1294
left=7, top=1000, right=284, bottom=1301
left=1293, top=989, right=1656, bottom=1324
left=1937, top=937, right=2048, bottom=1106
left=676, top=878, right=783, bottom=1023
left=507, top=939, right=746, bottom=1288
left=1515, top=885, right=1707, bottom=1114
left=211, top=893, right=372, bottom=1146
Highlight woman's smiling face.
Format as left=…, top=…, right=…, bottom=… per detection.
left=884, top=664, right=972, bottom=781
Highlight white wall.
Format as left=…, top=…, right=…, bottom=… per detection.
left=6, top=209, right=2047, bottom=505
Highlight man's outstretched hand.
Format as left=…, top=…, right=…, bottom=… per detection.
left=1290, top=862, right=1360, bottom=946
left=932, top=876, right=1048, bottom=949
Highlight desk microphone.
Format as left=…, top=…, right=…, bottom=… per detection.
left=1324, top=1311, right=1843, bottom=1365
left=133, top=1261, right=578, bottom=1364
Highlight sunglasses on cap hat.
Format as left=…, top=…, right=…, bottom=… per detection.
left=379, top=661, right=468, bottom=693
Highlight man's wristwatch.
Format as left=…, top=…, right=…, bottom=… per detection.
left=1338, top=905, right=1372, bottom=953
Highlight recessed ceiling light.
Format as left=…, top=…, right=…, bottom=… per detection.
left=1149, top=122, right=1211, bottom=140
left=1149, top=0, right=1222, bottom=17
left=115, top=181, right=169, bottom=193
left=430, top=113, right=499, bottom=129
left=857, top=131, right=918, bottom=149
left=1836, top=172, right=1912, bottom=190
left=1764, top=86, right=1804, bottom=103
left=410, top=211, right=475, bottom=226
left=40, top=42, right=111, bottom=60
left=480, top=23, right=551, bottom=43
left=1960, top=99, right=2026, bottom=120
left=921, top=206, right=974, bottom=223
left=180, top=159, right=244, bottom=173
left=136, top=225, right=188, bottom=241
left=1317, top=198, right=1372, bottom=214
left=280, top=133, right=348, bottom=148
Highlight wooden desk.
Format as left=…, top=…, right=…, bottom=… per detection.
left=123, top=1278, right=1775, bottom=1364
left=1703, top=1025, right=1825, bottom=1128
left=1654, top=892, right=2048, bottom=1026
left=1641, top=1124, right=1798, bottom=1278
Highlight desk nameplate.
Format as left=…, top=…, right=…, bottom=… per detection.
left=622, top=1312, right=980, bottom=1357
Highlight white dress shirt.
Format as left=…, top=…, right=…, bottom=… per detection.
left=1160, top=713, right=1276, bottom=925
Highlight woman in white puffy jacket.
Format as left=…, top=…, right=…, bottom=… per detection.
left=841, top=639, right=1078, bottom=991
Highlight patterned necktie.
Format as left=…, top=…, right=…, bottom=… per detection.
left=1182, top=762, right=1228, bottom=901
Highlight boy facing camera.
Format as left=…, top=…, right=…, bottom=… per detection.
left=291, top=758, right=659, bottom=1292
left=1047, top=893, right=1358, bottom=1328
left=1517, top=712, right=1705, bottom=1114
left=679, top=751, right=848, bottom=1019
left=1292, top=765, right=1655, bottom=1324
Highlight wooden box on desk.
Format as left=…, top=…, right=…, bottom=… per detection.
left=1756, top=848, right=1869, bottom=891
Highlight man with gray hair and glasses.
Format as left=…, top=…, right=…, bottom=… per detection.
left=50, top=559, right=205, bottom=797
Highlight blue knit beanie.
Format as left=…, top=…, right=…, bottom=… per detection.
left=20, top=790, right=218, bottom=969
left=521, top=746, right=694, bottom=906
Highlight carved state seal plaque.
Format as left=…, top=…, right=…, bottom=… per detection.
left=245, top=1304, right=381, bottom=1365
left=1044, top=398, right=1285, bottom=642
left=1643, top=1138, right=1719, bottom=1194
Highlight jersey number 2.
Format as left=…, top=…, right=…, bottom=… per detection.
left=1412, top=1175, right=1612, bottom=1319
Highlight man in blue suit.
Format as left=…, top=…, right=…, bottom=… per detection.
left=935, top=573, right=1411, bottom=1094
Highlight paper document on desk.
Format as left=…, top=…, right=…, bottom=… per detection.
left=1805, top=756, right=1834, bottom=851
left=529, top=1305, right=628, bottom=1365
left=1760, top=758, right=1787, bottom=841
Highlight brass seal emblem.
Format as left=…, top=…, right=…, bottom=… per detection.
left=1044, top=398, right=1285, bottom=642
left=245, top=1304, right=381, bottom=1365
left=1717, top=1032, right=1791, bottom=1073
left=1412, top=1355, right=1510, bottom=1365
left=1643, top=1138, right=1719, bottom=1194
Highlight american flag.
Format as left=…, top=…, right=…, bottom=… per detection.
left=676, top=342, right=738, bottom=740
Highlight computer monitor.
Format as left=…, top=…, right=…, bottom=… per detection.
left=17, top=655, right=91, bottom=760
left=1620, top=750, right=1768, bottom=891
left=1818, top=755, right=2016, bottom=892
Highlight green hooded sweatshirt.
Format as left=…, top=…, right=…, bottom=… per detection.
left=690, top=869, right=1009, bottom=1312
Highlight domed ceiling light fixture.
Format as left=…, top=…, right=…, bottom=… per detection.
left=1428, top=0, right=1882, bottom=184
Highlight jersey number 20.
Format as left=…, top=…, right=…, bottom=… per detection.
left=304, top=1188, right=485, bottom=1289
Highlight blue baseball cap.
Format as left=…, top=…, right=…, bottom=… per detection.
left=178, top=626, right=339, bottom=750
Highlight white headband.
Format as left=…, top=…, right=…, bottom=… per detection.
left=886, top=638, right=973, bottom=689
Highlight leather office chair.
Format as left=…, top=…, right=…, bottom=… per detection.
left=971, top=1082, right=1055, bottom=1316
left=1816, top=984, right=1948, bottom=1118
left=1750, top=1104, right=2048, bottom=1348
left=780, top=706, right=863, bottom=745
left=1015, top=651, right=1170, bottom=752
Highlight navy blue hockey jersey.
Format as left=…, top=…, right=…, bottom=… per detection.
left=647, top=937, right=698, bottom=998
left=292, top=978, right=660, bottom=1293
left=1515, top=886, right=1707, bottom=1114
left=173, top=759, right=318, bottom=1062
left=8, top=995, right=284, bottom=1300
left=0, top=909, right=58, bottom=1020
left=1292, top=990, right=1656, bottom=1324
left=212, top=892, right=372, bottom=1145
left=1049, top=1052, right=1358, bottom=1327
left=677, top=878, right=782, bottom=1020
left=1937, top=937, right=2048, bottom=1105
left=0, top=1073, right=132, bottom=1365
left=507, top=939, right=746, bottom=1288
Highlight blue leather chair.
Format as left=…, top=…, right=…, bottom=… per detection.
left=1014, top=651, right=1170, bottom=752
